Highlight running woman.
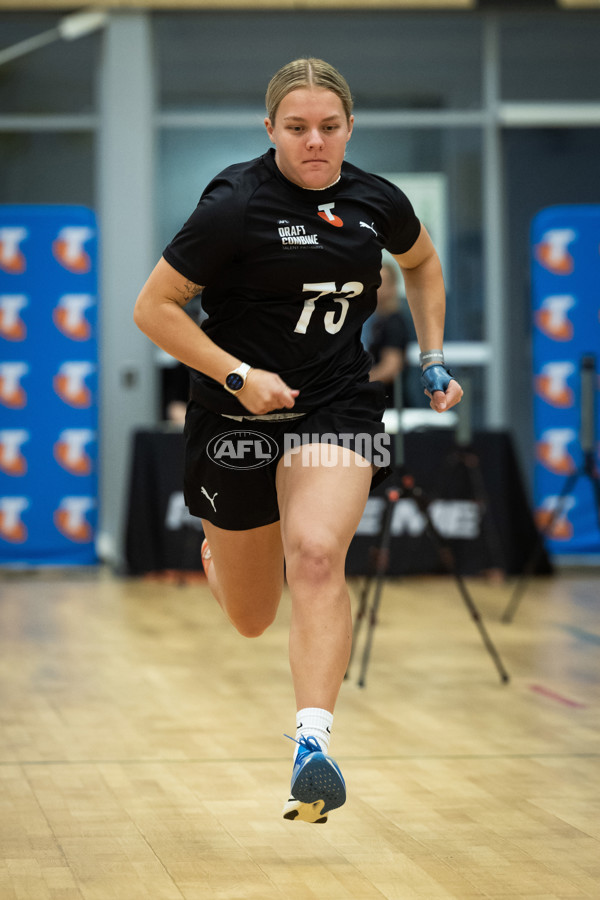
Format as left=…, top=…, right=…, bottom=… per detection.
left=134, top=57, right=462, bottom=824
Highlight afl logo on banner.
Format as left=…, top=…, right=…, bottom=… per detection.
left=53, top=294, right=94, bottom=341
left=54, top=496, right=95, bottom=543
left=0, top=362, right=28, bottom=409
left=52, top=226, right=94, bottom=274
left=0, top=295, right=28, bottom=341
left=0, top=496, right=29, bottom=543
left=53, top=361, right=94, bottom=408
left=534, top=228, right=576, bottom=275
left=0, top=429, right=29, bottom=476
left=0, top=227, right=28, bottom=275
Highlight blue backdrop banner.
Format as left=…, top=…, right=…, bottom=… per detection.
left=531, top=205, right=600, bottom=556
left=0, top=205, right=98, bottom=566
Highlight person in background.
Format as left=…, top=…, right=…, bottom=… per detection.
left=367, top=260, right=412, bottom=408
left=162, top=361, right=189, bottom=425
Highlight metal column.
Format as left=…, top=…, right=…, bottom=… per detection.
left=97, top=11, right=156, bottom=566
left=482, top=15, right=508, bottom=429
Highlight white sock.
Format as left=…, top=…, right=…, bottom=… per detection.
left=294, top=707, right=333, bottom=759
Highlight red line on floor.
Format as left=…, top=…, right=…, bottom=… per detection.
left=529, top=684, right=588, bottom=708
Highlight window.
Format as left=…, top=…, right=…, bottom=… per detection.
left=500, top=13, right=600, bottom=102
left=0, top=132, right=94, bottom=206
left=155, top=11, right=483, bottom=112
left=0, top=14, right=99, bottom=114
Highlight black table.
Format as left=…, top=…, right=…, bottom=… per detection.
left=124, top=428, right=551, bottom=577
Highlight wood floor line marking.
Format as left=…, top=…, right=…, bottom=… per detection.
left=3, top=751, right=599, bottom=767
left=529, top=683, right=589, bottom=708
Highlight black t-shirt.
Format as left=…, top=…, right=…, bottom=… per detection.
left=368, top=311, right=410, bottom=365
left=367, top=311, right=411, bottom=409
left=163, top=148, right=421, bottom=415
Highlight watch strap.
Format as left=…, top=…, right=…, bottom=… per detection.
left=224, top=362, right=251, bottom=394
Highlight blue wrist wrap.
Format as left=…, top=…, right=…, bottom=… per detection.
left=421, top=363, right=453, bottom=394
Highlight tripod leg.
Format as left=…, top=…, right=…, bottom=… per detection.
left=507, top=354, right=600, bottom=622
left=345, top=575, right=371, bottom=678
left=357, top=570, right=387, bottom=688
left=583, top=452, right=600, bottom=533
left=463, top=452, right=508, bottom=576
left=592, top=476, right=600, bottom=534
left=417, top=490, right=510, bottom=683
left=502, top=471, right=579, bottom=624
left=357, top=489, right=399, bottom=688
left=452, top=569, right=510, bottom=683
left=346, top=487, right=398, bottom=679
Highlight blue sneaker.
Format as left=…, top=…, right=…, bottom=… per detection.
left=282, top=735, right=346, bottom=824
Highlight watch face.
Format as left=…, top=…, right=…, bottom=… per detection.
left=226, top=372, right=245, bottom=392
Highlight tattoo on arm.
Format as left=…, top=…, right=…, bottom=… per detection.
left=175, top=280, right=204, bottom=305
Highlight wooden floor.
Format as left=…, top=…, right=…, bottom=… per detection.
left=0, top=567, right=598, bottom=900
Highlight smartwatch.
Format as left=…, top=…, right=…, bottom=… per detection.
left=224, top=362, right=252, bottom=395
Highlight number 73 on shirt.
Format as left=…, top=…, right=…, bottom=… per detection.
left=294, top=281, right=363, bottom=335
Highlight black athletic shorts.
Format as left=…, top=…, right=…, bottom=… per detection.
left=183, top=380, right=392, bottom=531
